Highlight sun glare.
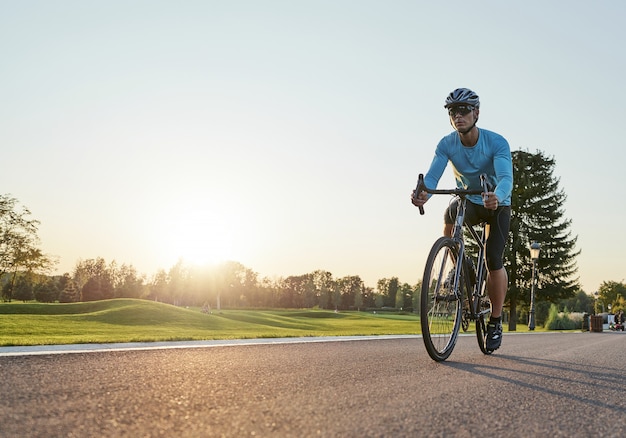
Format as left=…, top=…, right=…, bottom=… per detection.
left=162, top=209, right=235, bottom=267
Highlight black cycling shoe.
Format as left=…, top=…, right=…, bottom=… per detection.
left=486, top=321, right=503, bottom=351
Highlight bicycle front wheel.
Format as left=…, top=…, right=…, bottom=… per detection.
left=420, top=237, right=462, bottom=361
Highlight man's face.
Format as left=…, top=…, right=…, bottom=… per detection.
left=448, top=105, right=478, bottom=133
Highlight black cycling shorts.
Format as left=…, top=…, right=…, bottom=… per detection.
left=444, top=200, right=511, bottom=271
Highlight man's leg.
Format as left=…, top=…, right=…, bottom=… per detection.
left=487, top=267, right=507, bottom=318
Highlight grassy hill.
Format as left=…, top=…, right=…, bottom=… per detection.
left=0, top=299, right=421, bottom=346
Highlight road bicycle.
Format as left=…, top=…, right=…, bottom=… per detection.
left=413, top=173, right=493, bottom=361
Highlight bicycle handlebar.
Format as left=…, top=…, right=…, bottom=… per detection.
left=413, top=173, right=492, bottom=215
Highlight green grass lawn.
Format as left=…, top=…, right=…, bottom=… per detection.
left=0, top=299, right=542, bottom=347
left=0, top=299, right=424, bottom=346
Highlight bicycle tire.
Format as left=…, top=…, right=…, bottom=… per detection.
left=420, top=236, right=462, bottom=361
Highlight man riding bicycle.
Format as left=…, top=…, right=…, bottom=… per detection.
left=412, top=88, right=513, bottom=351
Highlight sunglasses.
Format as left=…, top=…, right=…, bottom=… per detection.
left=448, top=105, right=475, bottom=117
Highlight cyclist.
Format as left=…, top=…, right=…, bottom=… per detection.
left=412, top=88, right=513, bottom=351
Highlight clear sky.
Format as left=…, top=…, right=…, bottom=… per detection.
left=2, top=1, right=624, bottom=293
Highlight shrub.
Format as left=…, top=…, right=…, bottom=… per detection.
left=544, top=304, right=578, bottom=330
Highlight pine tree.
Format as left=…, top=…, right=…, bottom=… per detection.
left=506, top=149, right=580, bottom=330
left=59, top=277, right=80, bottom=303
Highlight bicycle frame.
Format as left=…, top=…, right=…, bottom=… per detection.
left=455, top=200, right=489, bottom=319
left=446, top=195, right=488, bottom=320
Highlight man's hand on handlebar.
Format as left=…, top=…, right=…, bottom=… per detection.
left=411, top=190, right=428, bottom=208
left=482, top=192, right=499, bottom=210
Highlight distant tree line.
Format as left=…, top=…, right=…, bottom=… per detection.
left=3, top=255, right=623, bottom=328
left=1, top=257, right=418, bottom=312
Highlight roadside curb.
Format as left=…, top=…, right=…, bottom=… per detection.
left=0, top=335, right=421, bottom=357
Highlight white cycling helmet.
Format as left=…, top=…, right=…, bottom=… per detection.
left=444, top=88, right=480, bottom=108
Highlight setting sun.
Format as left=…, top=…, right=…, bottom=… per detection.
left=160, top=207, right=235, bottom=267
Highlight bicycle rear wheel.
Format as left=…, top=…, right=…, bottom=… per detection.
left=420, top=237, right=462, bottom=361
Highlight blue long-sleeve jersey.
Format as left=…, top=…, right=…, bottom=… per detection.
left=423, top=128, right=513, bottom=206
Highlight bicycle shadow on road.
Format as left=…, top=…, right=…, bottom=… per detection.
left=442, top=354, right=626, bottom=413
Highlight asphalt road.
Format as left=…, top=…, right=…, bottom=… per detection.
left=1, top=332, right=625, bottom=437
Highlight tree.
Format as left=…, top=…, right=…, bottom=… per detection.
left=73, top=258, right=114, bottom=298
left=147, top=269, right=169, bottom=303
left=81, top=276, right=114, bottom=301
left=72, top=258, right=116, bottom=302
left=411, top=281, right=421, bottom=315
left=397, top=282, right=415, bottom=311
left=58, top=274, right=80, bottom=303
left=0, top=195, right=55, bottom=301
left=312, top=270, right=334, bottom=309
left=114, top=264, right=145, bottom=299
left=279, top=275, right=307, bottom=308
left=167, top=259, right=190, bottom=306
left=336, top=275, right=364, bottom=310
left=12, top=276, right=33, bottom=302
left=559, top=290, right=594, bottom=315
left=217, top=261, right=255, bottom=308
left=238, top=265, right=260, bottom=307
left=331, top=282, right=341, bottom=311
left=361, top=286, right=375, bottom=309
left=505, top=150, right=580, bottom=330
left=597, top=280, right=626, bottom=311
left=257, top=276, right=281, bottom=308
left=34, top=278, right=60, bottom=303
left=377, top=277, right=399, bottom=308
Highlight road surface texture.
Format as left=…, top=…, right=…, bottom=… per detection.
left=1, top=332, right=625, bottom=437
